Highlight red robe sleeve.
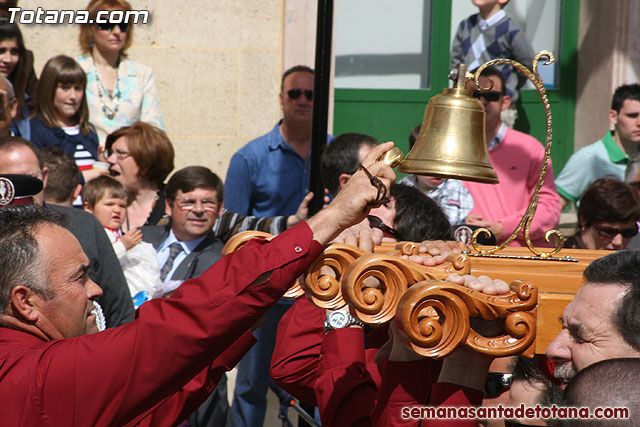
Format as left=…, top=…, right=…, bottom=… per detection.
left=370, top=360, right=482, bottom=427
left=371, top=358, right=438, bottom=426
left=130, top=331, right=257, bottom=426
left=0, top=223, right=324, bottom=427
left=314, top=328, right=380, bottom=427
left=270, top=297, right=325, bottom=405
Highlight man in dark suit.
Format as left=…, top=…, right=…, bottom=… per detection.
left=142, top=166, right=225, bottom=285
left=142, top=165, right=230, bottom=427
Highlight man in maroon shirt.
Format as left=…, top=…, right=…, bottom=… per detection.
left=0, top=143, right=396, bottom=426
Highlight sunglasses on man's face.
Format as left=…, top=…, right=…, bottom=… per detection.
left=95, top=21, right=130, bottom=32
left=287, top=89, right=313, bottom=101
left=484, top=372, right=513, bottom=398
left=592, top=223, right=639, bottom=239
left=472, top=90, right=502, bottom=102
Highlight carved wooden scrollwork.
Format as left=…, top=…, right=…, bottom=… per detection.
left=222, top=231, right=540, bottom=358
left=341, top=252, right=471, bottom=324
left=221, top=230, right=273, bottom=255
left=396, top=279, right=537, bottom=359
left=301, top=244, right=367, bottom=309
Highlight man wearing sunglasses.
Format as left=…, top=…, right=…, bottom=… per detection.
left=225, top=64, right=332, bottom=427
left=463, top=67, right=562, bottom=248
left=225, top=64, right=320, bottom=219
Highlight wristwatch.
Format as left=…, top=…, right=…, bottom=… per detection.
left=324, top=310, right=365, bottom=333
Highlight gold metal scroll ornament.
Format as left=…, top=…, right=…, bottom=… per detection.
left=468, top=51, right=565, bottom=258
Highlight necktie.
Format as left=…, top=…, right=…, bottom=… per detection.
left=160, top=242, right=184, bottom=281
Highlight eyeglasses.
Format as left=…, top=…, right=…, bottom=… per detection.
left=287, top=89, right=313, bottom=101
left=95, top=21, right=130, bottom=32
left=472, top=90, right=502, bottom=102
left=175, top=197, right=219, bottom=212
left=105, top=148, right=130, bottom=160
left=592, top=223, right=638, bottom=239
left=367, top=215, right=398, bottom=239
left=484, top=372, right=513, bottom=398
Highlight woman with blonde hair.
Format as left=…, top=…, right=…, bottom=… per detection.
left=77, top=0, right=163, bottom=144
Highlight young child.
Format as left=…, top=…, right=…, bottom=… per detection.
left=82, top=175, right=162, bottom=306
left=30, top=55, right=106, bottom=183
left=450, top=0, right=534, bottom=126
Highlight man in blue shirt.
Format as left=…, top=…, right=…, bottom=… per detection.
left=225, top=65, right=323, bottom=427
left=225, top=65, right=315, bottom=217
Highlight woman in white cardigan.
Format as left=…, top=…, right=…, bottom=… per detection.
left=77, top=0, right=163, bottom=145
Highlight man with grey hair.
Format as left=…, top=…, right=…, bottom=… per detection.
left=546, top=250, right=640, bottom=386
left=0, top=143, right=396, bottom=425
left=0, top=137, right=135, bottom=327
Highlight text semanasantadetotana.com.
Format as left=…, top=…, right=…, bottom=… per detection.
left=401, top=404, right=630, bottom=421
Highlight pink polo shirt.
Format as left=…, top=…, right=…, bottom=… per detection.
left=464, top=127, right=562, bottom=247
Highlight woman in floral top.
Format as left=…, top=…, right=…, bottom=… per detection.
left=77, top=0, right=163, bottom=145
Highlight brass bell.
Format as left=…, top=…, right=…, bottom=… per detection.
left=397, top=64, right=499, bottom=184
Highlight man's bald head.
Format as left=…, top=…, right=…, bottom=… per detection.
left=563, top=358, right=639, bottom=426
left=0, top=138, right=47, bottom=204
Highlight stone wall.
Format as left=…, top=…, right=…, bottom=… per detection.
left=18, top=0, right=287, bottom=180
left=575, top=0, right=640, bottom=150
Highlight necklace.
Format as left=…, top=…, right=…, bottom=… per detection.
left=92, top=56, right=121, bottom=120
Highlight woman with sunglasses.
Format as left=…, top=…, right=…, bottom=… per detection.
left=77, top=0, right=163, bottom=145
left=565, top=177, right=640, bottom=250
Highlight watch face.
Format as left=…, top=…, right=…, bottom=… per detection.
left=328, top=311, right=350, bottom=328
